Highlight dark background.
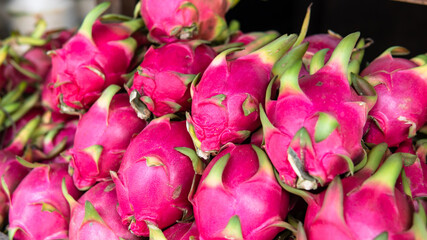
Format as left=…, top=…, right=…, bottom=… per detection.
left=227, top=0, right=427, bottom=62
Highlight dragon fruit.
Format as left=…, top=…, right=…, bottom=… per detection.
left=111, top=116, right=202, bottom=236
left=282, top=143, right=388, bottom=229
left=140, top=0, right=238, bottom=43
left=396, top=139, right=427, bottom=201
left=261, top=32, right=376, bottom=189
left=0, top=117, right=40, bottom=227
left=361, top=47, right=427, bottom=147
left=187, top=34, right=298, bottom=159
left=64, top=181, right=139, bottom=240
left=130, top=41, right=216, bottom=118
left=164, top=222, right=199, bottom=240
left=8, top=162, right=82, bottom=240
left=69, top=85, right=146, bottom=190
left=50, top=2, right=144, bottom=114
left=298, top=153, right=413, bottom=240
left=192, top=144, right=289, bottom=240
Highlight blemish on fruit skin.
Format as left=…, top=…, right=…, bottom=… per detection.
left=398, top=98, right=411, bottom=110
left=316, top=81, right=323, bottom=86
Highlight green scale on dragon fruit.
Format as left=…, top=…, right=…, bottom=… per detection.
left=111, top=116, right=204, bottom=237
left=49, top=2, right=144, bottom=114
left=260, top=32, right=377, bottom=190
left=140, top=0, right=239, bottom=43
left=68, top=85, right=147, bottom=191
left=187, top=33, right=298, bottom=160
left=361, top=47, right=427, bottom=147
left=192, top=144, right=290, bottom=240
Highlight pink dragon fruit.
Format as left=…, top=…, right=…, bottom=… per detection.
left=187, top=34, right=298, bottom=159
left=396, top=139, right=427, bottom=201
left=63, top=181, right=139, bottom=240
left=164, top=222, right=199, bottom=240
left=140, top=0, right=238, bottom=43
left=130, top=41, right=216, bottom=118
left=50, top=2, right=144, bottom=114
left=69, top=84, right=146, bottom=190
left=8, top=162, right=82, bottom=240
left=298, top=153, right=413, bottom=240
left=111, top=116, right=203, bottom=236
left=0, top=117, right=40, bottom=227
left=361, top=47, right=427, bottom=147
left=261, top=32, right=376, bottom=189
left=192, top=144, right=289, bottom=240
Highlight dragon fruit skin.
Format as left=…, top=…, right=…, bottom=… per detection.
left=396, top=139, right=427, bottom=201
left=140, top=0, right=198, bottom=43
left=8, top=163, right=82, bottom=240
left=163, top=222, right=199, bottom=240
left=130, top=41, right=216, bottom=117
left=361, top=47, right=427, bottom=147
left=187, top=34, right=298, bottom=159
left=66, top=181, right=139, bottom=240
left=69, top=85, right=146, bottom=190
left=302, top=153, right=413, bottom=240
left=192, top=144, right=289, bottom=240
left=111, top=117, right=198, bottom=236
left=50, top=2, right=143, bottom=113
left=140, top=0, right=237, bottom=43
left=261, top=32, right=374, bottom=189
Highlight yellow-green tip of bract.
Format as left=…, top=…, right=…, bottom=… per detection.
left=221, top=215, right=244, bottom=239
left=79, top=2, right=111, bottom=40
left=326, top=32, right=360, bottom=75
left=204, top=153, right=230, bottom=188
left=252, top=34, right=297, bottom=66
left=364, top=153, right=403, bottom=190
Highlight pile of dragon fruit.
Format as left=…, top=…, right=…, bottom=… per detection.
left=0, top=1, right=426, bottom=239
